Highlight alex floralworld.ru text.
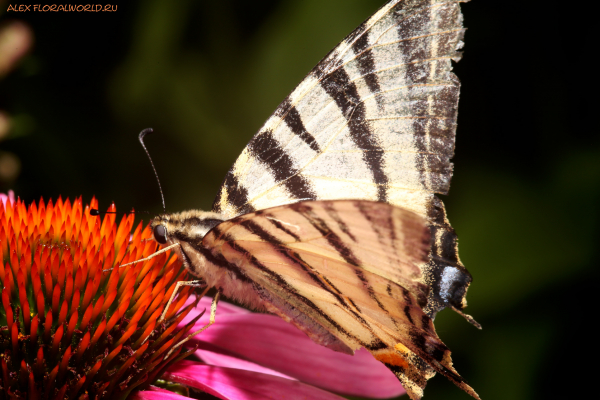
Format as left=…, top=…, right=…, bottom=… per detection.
left=6, top=4, right=117, bottom=12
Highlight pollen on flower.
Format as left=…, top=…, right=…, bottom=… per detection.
left=0, top=196, right=200, bottom=400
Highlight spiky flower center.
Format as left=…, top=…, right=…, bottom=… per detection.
left=0, top=197, right=197, bottom=400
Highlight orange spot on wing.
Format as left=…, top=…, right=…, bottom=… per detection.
left=374, top=349, right=409, bottom=369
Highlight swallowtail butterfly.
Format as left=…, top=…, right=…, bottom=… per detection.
left=149, top=0, right=479, bottom=398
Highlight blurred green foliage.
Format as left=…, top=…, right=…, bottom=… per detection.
left=0, top=1, right=596, bottom=399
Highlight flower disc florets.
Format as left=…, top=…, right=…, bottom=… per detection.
left=0, top=197, right=198, bottom=400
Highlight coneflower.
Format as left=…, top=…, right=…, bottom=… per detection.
left=0, top=196, right=197, bottom=399
left=1, top=195, right=405, bottom=400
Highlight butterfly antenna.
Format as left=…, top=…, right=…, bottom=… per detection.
left=139, top=128, right=166, bottom=213
left=89, top=209, right=149, bottom=216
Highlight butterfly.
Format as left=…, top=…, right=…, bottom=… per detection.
left=144, top=0, right=479, bottom=399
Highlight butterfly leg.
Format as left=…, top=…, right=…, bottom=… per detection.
left=164, top=290, right=221, bottom=359
left=158, top=280, right=208, bottom=324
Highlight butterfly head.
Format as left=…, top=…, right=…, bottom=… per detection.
left=150, top=210, right=227, bottom=246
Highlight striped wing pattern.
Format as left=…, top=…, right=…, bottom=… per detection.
left=212, top=0, right=471, bottom=317
left=152, top=0, right=478, bottom=397
left=202, top=200, right=478, bottom=400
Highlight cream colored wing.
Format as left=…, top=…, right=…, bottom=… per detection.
left=212, top=0, right=472, bottom=318
left=202, top=200, right=478, bottom=400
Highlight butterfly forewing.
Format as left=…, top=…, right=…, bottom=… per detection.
left=202, top=200, right=477, bottom=400
left=212, top=0, right=471, bottom=317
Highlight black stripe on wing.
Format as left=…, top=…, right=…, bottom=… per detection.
left=279, top=98, right=321, bottom=153
left=248, top=129, right=317, bottom=201
left=317, top=66, right=390, bottom=202
left=213, top=171, right=254, bottom=215
left=352, top=33, right=383, bottom=108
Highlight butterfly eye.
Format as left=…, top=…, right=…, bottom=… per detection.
left=153, top=224, right=168, bottom=244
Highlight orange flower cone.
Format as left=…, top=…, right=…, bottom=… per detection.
left=0, top=196, right=198, bottom=400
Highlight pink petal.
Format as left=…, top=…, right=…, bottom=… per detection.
left=0, top=190, right=14, bottom=208
left=184, top=311, right=404, bottom=398
left=164, top=361, right=347, bottom=400
left=194, top=348, right=295, bottom=380
left=133, top=386, right=190, bottom=400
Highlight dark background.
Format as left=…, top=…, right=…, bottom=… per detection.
left=0, top=1, right=596, bottom=399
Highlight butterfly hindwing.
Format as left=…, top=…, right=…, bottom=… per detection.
left=202, top=200, right=477, bottom=400
left=212, top=0, right=471, bottom=318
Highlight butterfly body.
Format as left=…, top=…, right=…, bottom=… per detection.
left=150, top=0, right=478, bottom=399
